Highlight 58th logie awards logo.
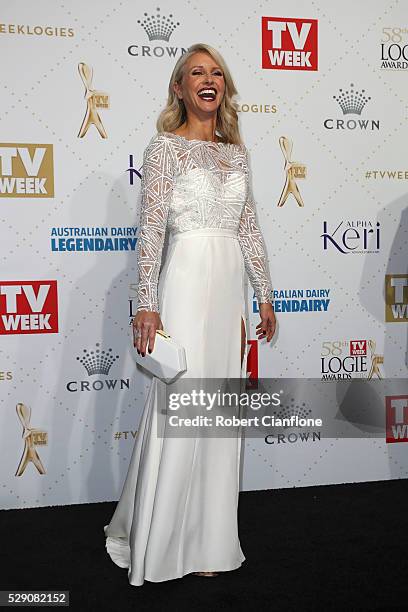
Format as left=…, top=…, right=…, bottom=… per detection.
left=78, top=63, right=109, bottom=139
left=321, top=339, right=384, bottom=380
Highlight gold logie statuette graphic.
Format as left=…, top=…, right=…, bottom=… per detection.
left=367, top=340, right=384, bottom=380
left=15, top=403, right=47, bottom=476
left=277, top=136, right=306, bottom=207
left=78, top=62, right=109, bottom=139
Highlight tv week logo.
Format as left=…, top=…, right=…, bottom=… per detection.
left=0, top=144, right=54, bottom=198
left=350, top=340, right=367, bottom=356
left=0, top=281, right=58, bottom=334
left=261, top=17, right=318, bottom=70
left=386, top=395, right=408, bottom=443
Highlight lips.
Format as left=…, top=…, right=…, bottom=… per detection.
left=197, top=87, right=217, bottom=101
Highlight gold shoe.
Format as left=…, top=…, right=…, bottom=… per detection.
left=192, top=571, right=219, bottom=577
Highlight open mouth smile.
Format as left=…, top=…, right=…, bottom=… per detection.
left=197, top=87, right=217, bottom=101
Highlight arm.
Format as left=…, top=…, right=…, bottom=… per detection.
left=136, top=135, right=175, bottom=313
left=237, top=147, right=273, bottom=305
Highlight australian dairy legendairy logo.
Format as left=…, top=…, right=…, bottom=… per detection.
left=324, top=83, right=380, bottom=131
left=128, top=7, right=187, bottom=58
left=253, top=288, right=332, bottom=314
left=50, top=226, right=138, bottom=252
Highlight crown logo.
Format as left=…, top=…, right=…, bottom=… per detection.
left=138, top=7, right=180, bottom=42
left=278, top=403, right=311, bottom=421
left=333, top=83, right=371, bottom=115
left=76, top=343, right=120, bottom=376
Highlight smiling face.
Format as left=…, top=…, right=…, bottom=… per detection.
left=173, top=51, right=226, bottom=119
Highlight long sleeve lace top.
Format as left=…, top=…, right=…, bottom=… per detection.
left=136, top=132, right=273, bottom=313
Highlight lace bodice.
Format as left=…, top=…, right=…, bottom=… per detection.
left=136, top=131, right=273, bottom=313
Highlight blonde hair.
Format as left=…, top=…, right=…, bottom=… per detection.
left=156, top=43, right=242, bottom=145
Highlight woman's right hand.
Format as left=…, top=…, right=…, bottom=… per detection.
left=132, top=310, right=163, bottom=356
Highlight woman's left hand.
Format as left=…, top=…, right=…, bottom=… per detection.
left=256, top=303, right=276, bottom=342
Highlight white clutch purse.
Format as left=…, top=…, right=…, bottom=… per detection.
left=130, top=328, right=187, bottom=384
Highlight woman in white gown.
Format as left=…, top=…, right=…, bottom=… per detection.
left=103, top=43, right=276, bottom=586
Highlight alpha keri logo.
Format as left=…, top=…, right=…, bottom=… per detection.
left=261, top=17, right=318, bottom=70
left=0, top=144, right=54, bottom=198
left=321, top=220, right=381, bottom=255
left=127, top=154, right=142, bottom=185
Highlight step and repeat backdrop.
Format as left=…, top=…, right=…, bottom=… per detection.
left=1, top=0, right=408, bottom=509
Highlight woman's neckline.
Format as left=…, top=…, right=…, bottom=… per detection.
left=161, top=131, right=242, bottom=147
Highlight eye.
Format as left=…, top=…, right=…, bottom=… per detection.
left=192, top=70, right=202, bottom=75
left=213, top=70, right=223, bottom=77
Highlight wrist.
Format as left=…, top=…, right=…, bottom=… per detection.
left=259, top=301, right=274, bottom=311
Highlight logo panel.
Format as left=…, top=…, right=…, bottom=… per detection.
left=0, top=281, right=58, bottom=335
left=0, top=144, right=54, bottom=198
left=262, top=17, right=318, bottom=71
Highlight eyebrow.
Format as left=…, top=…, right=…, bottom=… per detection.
left=190, top=65, right=222, bottom=70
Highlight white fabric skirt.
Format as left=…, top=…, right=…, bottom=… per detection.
left=104, top=228, right=248, bottom=585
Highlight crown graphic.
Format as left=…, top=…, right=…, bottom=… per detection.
left=279, top=403, right=311, bottom=421
left=333, top=83, right=371, bottom=115
left=138, top=7, right=180, bottom=42
left=77, top=343, right=120, bottom=376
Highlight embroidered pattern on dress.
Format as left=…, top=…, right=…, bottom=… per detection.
left=136, top=132, right=273, bottom=312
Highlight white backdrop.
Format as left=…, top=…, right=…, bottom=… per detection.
left=1, top=0, right=407, bottom=509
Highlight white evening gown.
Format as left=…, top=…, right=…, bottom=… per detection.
left=103, top=131, right=273, bottom=586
